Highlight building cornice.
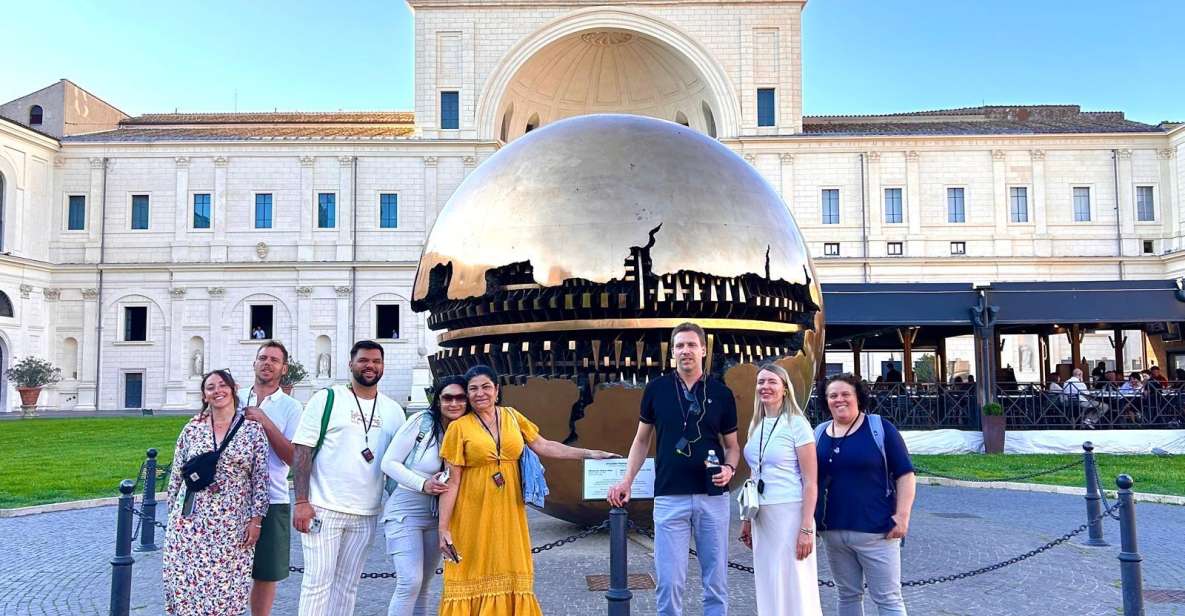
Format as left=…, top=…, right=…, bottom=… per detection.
left=0, top=254, right=57, bottom=273
left=408, top=0, right=803, bottom=7
left=725, top=133, right=1171, bottom=152
left=56, top=140, right=501, bottom=157
left=47, top=260, right=421, bottom=274
left=0, top=117, right=61, bottom=151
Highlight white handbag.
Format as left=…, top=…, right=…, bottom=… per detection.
left=737, top=478, right=760, bottom=521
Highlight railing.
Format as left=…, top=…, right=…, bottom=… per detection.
left=995, top=380, right=1185, bottom=429
left=805, top=382, right=978, bottom=429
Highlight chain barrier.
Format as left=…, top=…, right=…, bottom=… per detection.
left=913, top=458, right=1083, bottom=484
left=127, top=504, right=169, bottom=532
left=1094, top=472, right=1122, bottom=521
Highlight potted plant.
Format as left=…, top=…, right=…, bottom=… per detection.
left=281, top=360, right=308, bottom=396
left=5, top=356, right=62, bottom=417
left=981, top=402, right=1005, bottom=454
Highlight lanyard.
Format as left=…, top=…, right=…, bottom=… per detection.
left=351, top=387, right=378, bottom=448
left=674, top=377, right=706, bottom=430
left=756, top=414, right=782, bottom=480
left=476, top=407, right=502, bottom=458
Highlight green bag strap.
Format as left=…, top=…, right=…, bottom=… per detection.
left=313, top=387, right=335, bottom=459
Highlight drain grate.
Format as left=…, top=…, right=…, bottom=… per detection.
left=930, top=512, right=983, bottom=519
left=1145, top=589, right=1185, bottom=604
left=586, top=573, right=657, bottom=591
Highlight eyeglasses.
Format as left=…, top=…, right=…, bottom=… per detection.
left=439, top=394, right=467, bottom=403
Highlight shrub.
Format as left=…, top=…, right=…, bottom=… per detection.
left=5, top=357, right=63, bottom=388
left=982, top=402, right=1004, bottom=416
left=281, top=360, right=308, bottom=388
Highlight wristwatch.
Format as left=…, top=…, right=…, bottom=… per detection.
left=722, top=463, right=736, bottom=473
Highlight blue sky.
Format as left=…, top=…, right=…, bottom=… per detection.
left=2, top=0, right=1180, bottom=123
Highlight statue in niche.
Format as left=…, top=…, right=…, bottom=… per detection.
left=316, top=352, right=332, bottom=378
left=1019, top=344, right=1035, bottom=372
left=191, top=350, right=204, bottom=378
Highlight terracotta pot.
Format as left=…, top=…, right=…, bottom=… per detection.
left=981, top=414, right=1006, bottom=454
left=281, top=384, right=295, bottom=396
left=17, top=386, right=42, bottom=408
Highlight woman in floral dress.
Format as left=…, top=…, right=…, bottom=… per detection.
left=163, top=369, right=270, bottom=616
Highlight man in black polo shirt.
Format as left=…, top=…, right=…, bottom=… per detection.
left=608, top=322, right=739, bottom=616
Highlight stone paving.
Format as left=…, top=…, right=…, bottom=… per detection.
left=2, top=484, right=1183, bottom=615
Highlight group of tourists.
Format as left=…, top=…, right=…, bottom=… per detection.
left=161, top=322, right=917, bottom=616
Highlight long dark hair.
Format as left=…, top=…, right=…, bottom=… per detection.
left=463, top=364, right=501, bottom=412
left=199, top=369, right=240, bottom=416
left=427, top=375, right=467, bottom=447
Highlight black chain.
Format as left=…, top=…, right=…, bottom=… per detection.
left=287, top=520, right=610, bottom=578
left=126, top=504, right=169, bottom=531
left=1094, top=472, right=1122, bottom=521
left=913, top=458, right=1083, bottom=484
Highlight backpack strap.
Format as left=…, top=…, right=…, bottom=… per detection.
left=867, top=414, right=893, bottom=497
left=313, top=387, right=335, bottom=459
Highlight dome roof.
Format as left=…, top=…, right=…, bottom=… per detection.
left=412, top=114, right=816, bottom=305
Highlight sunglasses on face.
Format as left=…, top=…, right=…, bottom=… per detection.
left=439, top=394, right=467, bottom=403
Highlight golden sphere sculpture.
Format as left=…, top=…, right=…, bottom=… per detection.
left=412, top=114, right=824, bottom=524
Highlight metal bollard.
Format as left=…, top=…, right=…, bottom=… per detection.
left=109, top=479, right=136, bottom=616
left=605, top=507, right=632, bottom=616
left=135, top=448, right=160, bottom=552
left=1116, top=474, right=1144, bottom=616
left=1081, top=441, right=1108, bottom=546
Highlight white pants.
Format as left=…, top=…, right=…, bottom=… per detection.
left=298, top=506, right=377, bottom=616
left=753, top=502, right=823, bottom=616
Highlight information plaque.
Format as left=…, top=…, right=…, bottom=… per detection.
left=582, top=458, right=656, bottom=501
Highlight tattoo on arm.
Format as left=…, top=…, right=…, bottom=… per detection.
left=293, top=445, right=313, bottom=501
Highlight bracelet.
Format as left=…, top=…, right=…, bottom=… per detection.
left=799, top=527, right=814, bottom=536
left=251, top=524, right=263, bottom=529
left=295, top=499, right=309, bottom=505
left=722, top=463, right=735, bottom=473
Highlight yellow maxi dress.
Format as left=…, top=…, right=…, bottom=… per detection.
left=439, top=406, right=544, bottom=616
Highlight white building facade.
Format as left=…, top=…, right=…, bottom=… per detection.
left=0, top=0, right=1182, bottom=410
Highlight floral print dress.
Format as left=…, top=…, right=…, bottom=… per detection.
left=163, top=413, right=270, bottom=616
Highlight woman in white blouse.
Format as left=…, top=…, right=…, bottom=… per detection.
left=380, top=376, right=467, bottom=616
left=739, top=364, right=822, bottom=616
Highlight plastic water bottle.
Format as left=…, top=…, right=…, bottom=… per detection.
left=706, top=449, right=720, bottom=468
left=705, top=449, right=724, bottom=495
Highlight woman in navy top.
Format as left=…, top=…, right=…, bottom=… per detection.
left=814, top=374, right=916, bottom=616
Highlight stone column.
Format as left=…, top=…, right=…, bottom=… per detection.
left=211, top=156, right=229, bottom=262
left=991, top=150, right=1011, bottom=256
left=423, top=157, right=439, bottom=235
left=463, top=156, right=477, bottom=178
left=172, top=157, right=190, bottom=260
left=299, top=156, right=315, bottom=260
left=337, top=156, right=355, bottom=260
left=1116, top=149, right=1135, bottom=256
left=207, top=287, right=226, bottom=374
left=1031, top=150, right=1050, bottom=256
left=778, top=153, right=794, bottom=207
left=295, top=286, right=313, bottom=381
left=867, top=152, right=882, bottom=242
left=163, top=287, right=189, bottom=409
left=1159, top=148, right=1178, bottom=251
left=85, top=158, right=105, bottom=262
left=905, top=151, right=922, bottom=254
left=75, top=287, right=100, bottom=410
left=335, top=286, right=352, bottom=380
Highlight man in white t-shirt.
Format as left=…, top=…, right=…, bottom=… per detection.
left=291, top=340, right=405, bottom=616
left=240, top=341, right=304, bottom=616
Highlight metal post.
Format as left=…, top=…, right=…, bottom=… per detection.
left=606, top=508, right=632, bottom=616
left=1116, top=474, right=1144, bottom=616
left=109, top=480, right=136, bottom=616
left=135, top=448, right=160, bottom=552
left=1082, top=442, right=1107, bottom=546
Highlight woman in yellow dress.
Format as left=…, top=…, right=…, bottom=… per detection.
left=437, top=364, right=618, bottom=615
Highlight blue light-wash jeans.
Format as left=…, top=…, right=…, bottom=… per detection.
left=820, top=530, right=907, bottom=616
left=653, top=493, right=731, bottom=616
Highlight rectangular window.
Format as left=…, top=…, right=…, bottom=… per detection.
left=1143, top=240, right=1155, bottom=255
left=131, top=194, right=150, bottom=230
left=67, top=195, right=86, bottom=230
left=192, top=193, right=211, bottom=229
left=1073, top=187, right=1091, bottom=222
left=884, top=188, right=903, bottom=224
left=379, top=193, right=399, bottom=229
left=950, top=241, right=966, bottom=255
left=823, top=242, right=840, bottom=256
left=124, top=372, right=144, bottom=409
left=123, top=306, right=147, bottom=341
left=376, top=304, right=400, bottom=339
left=249, top=305, right=274, bottom=339
left=317, top=193, right=336, bottom=228
left=947, top=188, right=965, bottom=223
left=1009, top=187, right=1029, bottom=223
left=757, top=88, right=776, bottom=127
left=1136, top=186, right=1155, bottom=222
left=255, top=193, right=273, bottom=229
left=440, top=91, right=459, bottom=130
left=821, top=189, right=840, bottom=224
left=887, top=241, right=903, bottom=256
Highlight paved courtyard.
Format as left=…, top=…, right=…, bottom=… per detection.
left=2, top=484, right=1183, bottom=615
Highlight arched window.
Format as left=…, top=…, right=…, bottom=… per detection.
left=29, top=105, right=43, bottom=126
left=500, top=103, right=514, bottom=142
left=525, top=113, right=540, bottom=134
left=701, top=102, right=717, bottom=139
left=0, top=291, right=13, bottom=318
left=674, top=111, right=689, bottom=127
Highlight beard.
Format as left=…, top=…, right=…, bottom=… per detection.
left=352, top=368, right=382, bottom=387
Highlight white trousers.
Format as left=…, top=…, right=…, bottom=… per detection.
left=752, top=502, right=823, bottom=616
left=298, top=506, right=377, bottom=616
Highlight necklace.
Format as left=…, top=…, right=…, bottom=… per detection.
left=827, top=413, right=861, bottom=464
left=475, top=407, right=501, bottom=458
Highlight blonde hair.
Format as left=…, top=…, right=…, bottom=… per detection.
left=748, top=363, right=804, bottom=438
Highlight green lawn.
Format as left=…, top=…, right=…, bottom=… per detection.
left=913, top=454, right=1185, bottom=497
left=0, top=416, right=190, bottom=509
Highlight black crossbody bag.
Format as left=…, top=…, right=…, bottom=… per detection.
left=182, top=414, right=244, bottom=493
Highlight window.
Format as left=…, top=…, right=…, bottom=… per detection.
left=1073, top=187, right=1091, bottom=222
left=29, top=105, right=43, bottom=126
left=123, top=306, right=148, bottom=341
left=887, top=241, right=903, bottom=256
left=525, top=113, right=539, bottom=134
left=1137, top=186, right=1155, bottom=222
left=440, top=91, right=459, bottom=130
left=379, top=193, right=399, bottom=228
left=67, top=195, right=86, bottom=231
left=124, top=372, right=144, bottom=409
left=947, top=188, right=965, bottom=223
left=702, top=101, right=717, bottom=138
left=254, top=193, right=273, bottom=229
left=192, top=193, right=211, bottom=229
left=823, top=242, right=840, bottom=256
left=317, top=193, right=336, bottom=228
left=821, top=189, right=840, bottom=224
left=0, top=291, right=12, bottom=317
left=249, top=305, right=274, bottom=339
left=757, top=88, right=776, bottom=127
left=375, top=304, right=400, bottom=339
left=950, top=241, right=966, bottom=255
left=1143, top=240, right=1155, bottom=255
left=884, top=188, right=903, bottom=224
left=131, top=194, right=150, bottom=230
left=1009, top=187, right=1029, bottom=223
